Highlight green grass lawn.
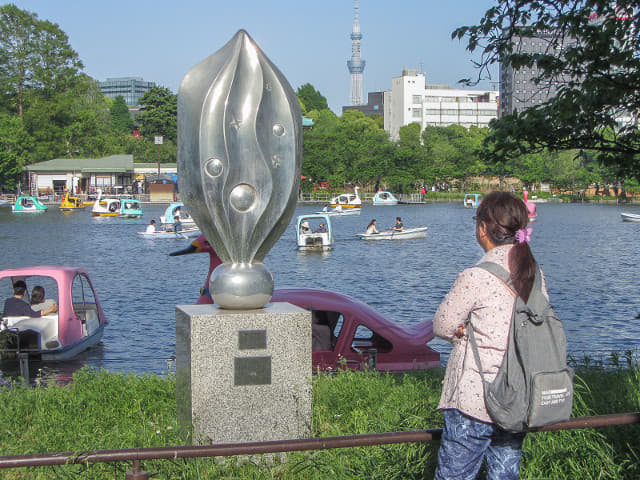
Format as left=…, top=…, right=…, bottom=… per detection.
left=0, top=361, right=638, bottom=479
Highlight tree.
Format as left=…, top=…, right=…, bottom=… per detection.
left=296, top=83, right=329, bottom=112
left=454, top=0, right=640, bottom=179
left=0, top=114, right=32, bottom=189
left=0, top=4, right=83, bottom=117
left=110, top=95, right=133, bottom=134
left=136, top=86, right=177, bottom=143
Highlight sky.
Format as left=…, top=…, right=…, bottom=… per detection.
left=8, top=0, right=499, bottom=114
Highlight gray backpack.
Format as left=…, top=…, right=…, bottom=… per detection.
left=468, top=262, right=574, bottom=433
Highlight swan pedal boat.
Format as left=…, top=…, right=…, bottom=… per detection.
left=357, top=226, right=428, bottom=240
left=621, top=212, right=640, bottom=222
left=169, top=235, right=441, bottom=372
left=463, top=193, right=482, bottom=208
left=119, top=199, right=143, bottom=218
left=296, top=214, right=333, bottom=250
left=0, top=266, right=107, bottom=361
left=12, top=196, right=47, bottom=213
left=372, top=191, right=399, bottom=205
left=91, top=189, right=120, bottom=217
left=160, top=202, right=197, bottom=227
left=137, top=227, right=201, bottom=239
left=330, top=186, right=362, bottom=209
left=59, top=191, right=85, bottom=211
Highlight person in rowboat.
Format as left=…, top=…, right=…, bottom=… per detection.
left=390, top=217, right=404, bottom=232
left=366, top=219, right=379, bottom=234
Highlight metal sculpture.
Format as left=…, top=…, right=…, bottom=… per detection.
left=178, top=30, right=302, bottom=309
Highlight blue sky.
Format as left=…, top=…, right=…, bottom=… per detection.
left=9, top=0, right=498, bottom=113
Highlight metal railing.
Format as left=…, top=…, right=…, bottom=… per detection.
left=0, top=412, right=637, bottom=479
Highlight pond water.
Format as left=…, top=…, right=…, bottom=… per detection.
left=0, top=200, right=639, bottom=381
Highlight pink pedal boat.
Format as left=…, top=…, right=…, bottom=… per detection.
left=0, top=266, right=108, bottom=361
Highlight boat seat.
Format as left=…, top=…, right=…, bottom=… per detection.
left=2, top=315, right=59, bottom=348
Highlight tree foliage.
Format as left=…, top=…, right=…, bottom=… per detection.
left=0, top=4, right=83, bottom=117
left=136, top=86, right=177, bottom=143
left=296, top=83, right=329, bottom=113
left=453, top=0, right=640, bottom=179
left=110, top=95, right=133, bottom=134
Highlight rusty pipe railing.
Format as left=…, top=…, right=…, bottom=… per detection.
left=0, top=412, right=638, bottom=478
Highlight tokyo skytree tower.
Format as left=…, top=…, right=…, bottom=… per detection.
left=347, top=0, right=365, bottom=105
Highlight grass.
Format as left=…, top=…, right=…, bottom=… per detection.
left=0, top=362, right=638, bottom=479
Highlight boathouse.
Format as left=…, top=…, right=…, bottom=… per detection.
left=23, top=155, right=177, bottom=198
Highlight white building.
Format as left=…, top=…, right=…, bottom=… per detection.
left=383, top=69, right=499, bottom=141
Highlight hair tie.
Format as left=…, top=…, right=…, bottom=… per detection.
left=515, top=228, right=532, bottom=243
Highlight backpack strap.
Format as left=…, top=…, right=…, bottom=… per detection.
left=468, top=261, right=517, bottom=379
left=475, top=262, right=515, bottom=295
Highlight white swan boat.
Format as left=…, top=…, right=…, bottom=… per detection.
left=357, top=226, right=428, bottom=241
left=330, top=186, right=361, bottom=209
left=621, top=212, right=640, bottom=222
left=91, top=189, right=120, bottom=217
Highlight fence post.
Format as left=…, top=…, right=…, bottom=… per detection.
left=125, top=459, right=148, bottom=479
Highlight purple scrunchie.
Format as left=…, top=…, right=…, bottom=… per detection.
left=515, top=227, right=532, bottom=243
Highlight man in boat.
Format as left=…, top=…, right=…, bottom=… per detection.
left=146, top=220, right=157, bottom=234
left=173, top=215, right=183, bottom=233
left=390, top=217, right=404, bottom=232
left=316, top=223, right=327, bottom=233
left=3, top=281, right=57, bottom=318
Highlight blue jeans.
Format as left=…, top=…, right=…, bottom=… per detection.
left=434, top=409, right=525, bottom=480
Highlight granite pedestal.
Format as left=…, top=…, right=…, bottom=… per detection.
left=176, top=302, right=312, bottom=445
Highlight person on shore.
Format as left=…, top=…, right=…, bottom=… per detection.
left=390, top=217, right=404, bottom=232
left=366, top=219, right=379, bottom=234
left=3, top=281, right=57, bottom=317
left=30, top=286, right=56, bottom=312
left=146, top=219, right=156, bottom=234
left=432, top=191, right=546, bottom=479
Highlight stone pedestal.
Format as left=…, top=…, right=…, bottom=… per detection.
left=176, top=302, right=312, bottom=444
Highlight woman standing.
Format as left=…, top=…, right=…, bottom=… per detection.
left=433, top=191, right=546, bottom=479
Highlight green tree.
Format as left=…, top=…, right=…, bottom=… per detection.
left=453, top=0, right=640, bottom=179
left=136, top=86, right=177, bottom=143
left=0, top=4, right=83, bottom=117
left=296, top=83, right=329, bottom=112
left=110, top=95, right=133, bottom=134
left=0, top=113, right=32, bottom=189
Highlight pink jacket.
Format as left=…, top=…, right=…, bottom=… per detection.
left=434, top=245, right=548, bottom=423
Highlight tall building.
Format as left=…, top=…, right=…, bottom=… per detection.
left=100, top=77, right=155, bottom=106
left=499, top=32, right=577, bottom=116
left=383, top=69, right=499, bottom=141
left=347, top=0, right=365, bottom=106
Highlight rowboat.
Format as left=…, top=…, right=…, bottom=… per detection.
left=316, top=207, right=361, bottom=216
left=137, top=227, right=201, bottom=239
left=621, top=212, right=640, bottom=222
left=357, top=226, right=428, bottom=240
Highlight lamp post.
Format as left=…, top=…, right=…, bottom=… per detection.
left=154, top=135, right=163, bottom=178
